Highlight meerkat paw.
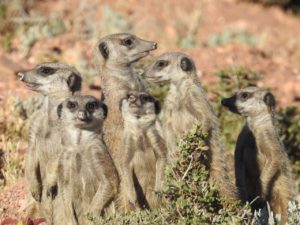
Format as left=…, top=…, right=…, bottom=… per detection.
left=87, top=208, right=102, bottom=219
left=128, top=200, right=138, bottom=210
left=46, top=184, right=58, bottom=199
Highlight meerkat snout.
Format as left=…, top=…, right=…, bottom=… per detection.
left=222, top=86, right=276, bottom=117
left=221, top=95, right=239, bottom=114
left=152, top=42, right=158, bottom=50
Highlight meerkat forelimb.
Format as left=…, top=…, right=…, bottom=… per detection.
left=93, top=33, right=157, bottom=158
left=221, top=86, right=294, bottom=223
left=18, top=63, right=82, bottom=220
left=119, top=92, right=167, bottom=210
left=56, top=95, right=119, bottom=224
left=145, top=52, right=239, bottom=200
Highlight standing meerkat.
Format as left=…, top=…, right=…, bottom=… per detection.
left=93, top=33, right=157, bottom=158
left=118, top=92, right=167, bottom=211
left=18, top=63, right=82, bottom=221
left=221, top=86, right=293, bottom=223
left=56, top=95, right=119, bottom=225
left=145, top=52, right=238, bottom=200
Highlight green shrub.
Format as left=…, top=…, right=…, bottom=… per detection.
left=93, top=125, right=252, bottom=225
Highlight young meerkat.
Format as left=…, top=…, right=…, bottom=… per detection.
left=56, top=95, right=119, bottom=225
left=93, top=33, right=157, bottom=158
left=145, top=52, right=238, bottom=200
left=118, top=92, right=167, bottom=211
left=221, top=86, right=294, bottom=223
left=18, top=63, right=82, bottom=219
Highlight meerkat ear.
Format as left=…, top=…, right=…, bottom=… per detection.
left=67, top=73, right=82, bottom=93
left=57, top=103, right=63, bottom=118
left=180, top=57, right=194, bottom=72
left=98, top=42, right=109, bottom=59
left=101, top=103, right=108, bottom=118
left=154, top=100, right=161, bottom=114
left=119, top=98, right=125, bottom=111
left=264, top=92, right=276, bottom=109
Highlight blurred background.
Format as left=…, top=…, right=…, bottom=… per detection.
left=0, top=0, right=300, bottom=220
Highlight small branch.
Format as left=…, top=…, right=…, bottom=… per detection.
left=182, top=157, right=193, bottom=180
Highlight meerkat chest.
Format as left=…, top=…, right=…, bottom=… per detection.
left=163, top=100, right=197, bottom=138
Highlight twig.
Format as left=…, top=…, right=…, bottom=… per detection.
left=182, top=157, right=193, bottom=180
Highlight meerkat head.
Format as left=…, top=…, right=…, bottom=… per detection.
left=221, top=86, right=276, bottom=117
left=120, top=92, right=160, bottom=119
left=18, top=62, right=82, bottom=95
left=94, top=33, right=157, bottom=68
left=57, top=95, right=107, bottom=130
left=145, top=52, right=196, bottom=83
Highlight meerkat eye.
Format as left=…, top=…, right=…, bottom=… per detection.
left=38, top=66, right=56, bottom=76
left=67, top=101, right=77, bottom=109
left=86, top=101, right=98, bottom=111
left=240, top=92, right=251, bottom=100
left=121, top=38, right=133, bottom=47
left=156, top=60, right=169, bottom=68
left=140, top=95, right=153, bottom=103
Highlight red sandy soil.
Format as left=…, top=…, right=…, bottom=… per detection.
left=1, top=0, right=300, bottom=220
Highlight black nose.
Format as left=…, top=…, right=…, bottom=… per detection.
left=221, top=99, right=229, bottom=107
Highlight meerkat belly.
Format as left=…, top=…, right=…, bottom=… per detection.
left=132, top=139, right=156, bottom=191
left=169, top=108, right=198, bottom=138
left=75, top=155, right=100, bottom=204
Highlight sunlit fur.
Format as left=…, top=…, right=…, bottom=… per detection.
left=19, top=63, right=82, bottom=223
left=56, top=95, right=119, bottom=225
left=93, top=33, right=157, bottom=158
left=222, top=86, right=294, bottom=224
left=146, top=52, right=239, bottom=200
left=118, top=92, right=167, bottom=212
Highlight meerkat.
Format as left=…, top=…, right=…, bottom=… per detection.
left=221, top=86, right=294, bottom=223
left=18, top=63, right=82, bottom=221
left=145, top=52, right=239, bottom=200
left=56, top=95, right=119, bottom=225
left=118, top=91, right=167, bottom=211
left=93, top=33, right=157, bottom=159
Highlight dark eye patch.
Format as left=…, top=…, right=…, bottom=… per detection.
left=140, top=94, right=154, bottom=103
left=239, top=92, right=252, bottom=101
left=67, top=101, right=77, bottom=110
left=121, top=37, right=134, bottom=47
left=155, top=60, right=169, bottom=69
left=86, top=101, right=99, bottom=111
left=38, top=66, right=56, bottom=76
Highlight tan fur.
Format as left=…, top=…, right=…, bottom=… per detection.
left=146, top=52, right=239, bottom=200
left=19, top=63, right=82, bottom=224
left=222, top=86, right=294, bottom=223
left=118, top=92, right=167, bottom=211
left=93, top=33, right=157, bottom=160
left=56, top=95, right=119, bottom=225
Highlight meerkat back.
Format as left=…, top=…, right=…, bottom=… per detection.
left=222, top=86, right=294, bottom=223
left=56, top=95, right=119, bottom=224
left=145, top=52, right=239, bottom=200
left=93, top=33, right=157, bottom=158
left=18, top=63, right=82, bottom=222
left=118, top=92, right=167, bottom=211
